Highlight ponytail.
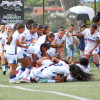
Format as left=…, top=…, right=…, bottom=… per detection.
left=93, top=12, right=100, bottom=22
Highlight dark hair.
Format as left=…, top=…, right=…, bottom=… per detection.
left=13, top=23, right=20, bottom=30
left=69, top=64, right=93, bottom=81
left=46, top=33, right=55, bottom=42
left=39, top=25, right=45, bottom=29
left=70, top=24, right=74, bottom=27
left=93, top=12, right=100, bottom=22
left=79, top=57, right=89, bottom=67
left=45, top=26, right=50, bottom=30
left=91, top=24, right=97, bottom=29
left=40, top=43, right=50, bottom=55
left=29, top=23, right=38, bottom=29
left=62, top=60, right=69, bottom=64
left=26, top=19, right=34, bottom=25
left=82, top=25, right=87, bottom=28
left=17, top=23, right=25, bottom=30
left=59, top=27, right=65, bottom=31
left=0, top=23, right=6, bottom=25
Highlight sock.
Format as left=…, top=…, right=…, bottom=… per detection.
left=18, top=72, right=25, bottom=79
left=47, top=80, right=56, bottom=83
left=16, top=67, right=25, bottom=78
left=9, top=75, right=16, bottom=82
left=27, top=74, right=31, bottom=80
left=2, top=64, right=6, bottom=72
left=23, top=66, right=31, bottom=79
left=16, top=65, right=21, bottom=72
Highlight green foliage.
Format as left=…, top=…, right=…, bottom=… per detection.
left=25, top=0, right=45, bottom=7
left=90, top=2, right=100, bottom=13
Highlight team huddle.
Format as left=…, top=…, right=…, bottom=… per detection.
left=0, top=12, right=100, bottom=84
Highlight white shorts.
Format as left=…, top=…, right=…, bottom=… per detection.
left=27, top=53, right=33, bottom=62
left=17, top=48, right=27, bottom=59
left=84, top=47, right=98, bottom=55
left=6, top=54, right=17, bottom=64
left=25, top=46, right=35, bottom=54
left=30, top=68, right=41, bottom=82
left=42, top=69, right=56, bottom=79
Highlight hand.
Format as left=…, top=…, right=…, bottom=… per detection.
left=67, top=34, right=72, bottom=37
left=25, top=46, right=29, bottom=49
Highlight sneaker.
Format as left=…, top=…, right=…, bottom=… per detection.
left=3, top=71, right=6, bottom=75
left=38, top=78, right=48, bottom=83
left=20, top=78, right=30, bottom=83
left=9, top=79, right=20, bottom=84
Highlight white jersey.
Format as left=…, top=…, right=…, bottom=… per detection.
left=42, top=60, right=70, bottom=79
left=54, top=33, right=66, bottom=44
left=82, top=28, right=99, bottom=49
left=34, top=45, right=43, bottom=59
left=1, top=34, right=9, bottom=52
left=66, top=31, right=76, bottom=46
left=76, top=64, right=90, bottom=73
left=21, top=30, right=34, bottom=43
left=22, top=43, right=37, bottom=54
left=6, top=31, right=20, bottom=54
left=0, top=32, right=6, bottom=52
left=36, top=35, right=46, bottom=46
left=47, top=47, right=57, bottom=57
left=32, top=32, right=39, bottom=40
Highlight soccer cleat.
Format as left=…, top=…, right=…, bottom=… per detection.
left=3, top=71, right=6, bottom=75
left=20, top=78, right=30, bottom=83
left=38, top=78, right=48, bottom=83
left=9, top=79, right=20, bottom=84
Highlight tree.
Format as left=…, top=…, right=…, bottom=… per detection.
left=25, top=0, right=45, bottom=7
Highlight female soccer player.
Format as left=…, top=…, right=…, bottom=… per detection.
left=1, top=26, right=12, bottom=75
left=6, top=23, right=28, bottom=83
left=67, top=24, right=100, bottom=70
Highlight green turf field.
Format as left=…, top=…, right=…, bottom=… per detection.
left=0, top=64, right=100, bottom=100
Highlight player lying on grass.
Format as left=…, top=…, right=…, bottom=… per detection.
left=67, top=57, right=90, bottom=81
left=29, top=57, right=93, bottom=83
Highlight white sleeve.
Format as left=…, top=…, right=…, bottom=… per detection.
left=66, top=74, right=76, bottom=82
left=81, top=29, right=87, bottom=36
left=1, top=37, right=5, bottom=44
left=36, top=35, right=46, bottom=45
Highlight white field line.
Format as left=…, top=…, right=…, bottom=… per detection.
left=0, top=84, right=91, bottom=100
left=9, top=84, right=96, bottom=88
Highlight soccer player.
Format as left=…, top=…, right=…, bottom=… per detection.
left=67, top=24, right=100, bottom=70
left=43, top=26, right=50, bottom=35
left=66, top=24, right=77, bottom=62
left=6, top=23, right=28, bottom=83
left=0, top=23, right=6, bottom=69
left=1, top=26, right=12, bottom=75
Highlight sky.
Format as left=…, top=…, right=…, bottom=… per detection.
left=91, top=0, right=99, bottom=2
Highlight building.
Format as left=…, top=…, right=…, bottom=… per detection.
left=33, top=7, right=63, bottom=15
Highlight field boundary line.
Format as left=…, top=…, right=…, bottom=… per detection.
left=0, top=84, right=91, bottom=100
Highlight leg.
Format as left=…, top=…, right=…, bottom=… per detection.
left=93, top=54, right=99, bottom=66
left=66, top=46, right=71, bottom=61
left=71, top=57, right=74, bottom=62
left=1, top=52, right=6, bottom=75
left=9, top=64, right=17, bottom=76
left=84, top=54, right=91, bottom=62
